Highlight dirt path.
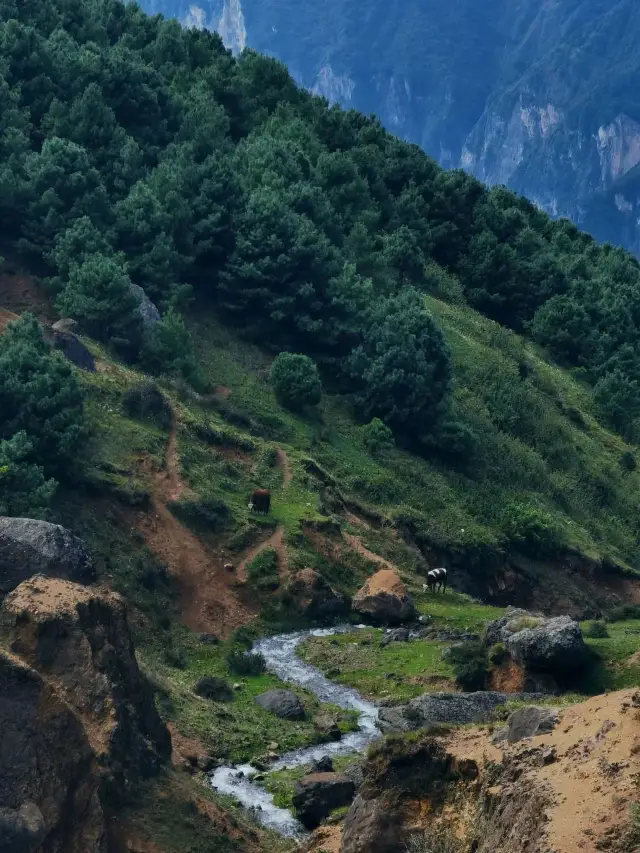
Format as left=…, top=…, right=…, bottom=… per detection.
left=236, top=524, right=288, bottom=583
left=236, top=447, right=292, bottom=584
left=134, top=411, right=255, bottom=638
left=343, top=532, right=395, bottom=571
left=276, top=447, right=292, bottom=489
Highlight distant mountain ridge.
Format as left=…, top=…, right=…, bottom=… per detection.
left=139, top=0, right=640, bottom=255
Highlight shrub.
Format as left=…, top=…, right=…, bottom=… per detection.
left=193, top=676, right=233, bottom=701
left=584, top=620, right=609, bottom=639
left=620, top=451, right=637, bottom=472
left=139, top=308, right=201, bottom=384
left=168, top=495, right=230, bottom=532
left=270, top=352, right=323, bottom=411
left=605, top=603, right=640, bottom=623
left=122, top=381, right=172, bottom=428
left=361, top=418, right=395, bottom=456
left=488, top=642, right=507, bottom=665
left=0, top=432, right=57, bottom=518
left=246, top=547, right=280, bottom=591
left=447, top=640, right=488, bottom=691
left=226, top=649, right=266, bottom=676
left=406, top=828, right=462, bottom=853
left=502, top=502, right=563, bottom=557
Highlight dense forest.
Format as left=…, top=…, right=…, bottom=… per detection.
left=3, top=0, right=640, bottom=517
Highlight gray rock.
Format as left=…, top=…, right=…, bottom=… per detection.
left=340, top=795, right=404, bottom=853
left=378, top=691, right=547, bottom=733
left=484, top=608, right=531, bottom=646
left=310, top=756, right=334, bottom=773
left=130, top=283, right=160, bottom=329
left=292, top=772, right=355, bottom=829
left=0, top=518, right=95, bottom=596
left=0, top=802, right=46, bottom=853
left=193, top=677, right=233, bottom=702
left=254, top=689, right=305, bottom=720
left=51, top=318, right=79, bottom=334
left=506, top=615, right=588, bottom=675
left=313, top=713, right=342, bottom=741
left=48, top=328, right=95, bottom=372
left=492, top=705, right=559, bottom=745
left=342, top=762, right=364, bottom=790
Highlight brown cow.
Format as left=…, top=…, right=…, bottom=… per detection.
left=249, top=489, right=271, bottom=515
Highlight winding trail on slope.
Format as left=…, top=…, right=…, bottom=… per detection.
left=236, top=448, right=293, bottom=583
left=134, top=411, right=255, bottom=638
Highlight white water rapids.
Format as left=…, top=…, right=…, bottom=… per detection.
left=210, top=626, right=380, bottom=836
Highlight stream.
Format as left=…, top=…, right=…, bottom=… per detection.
left=210, top=626, right=380, bottom=836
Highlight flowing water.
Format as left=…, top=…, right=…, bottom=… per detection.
left=210, top=626, right=380, bottom=836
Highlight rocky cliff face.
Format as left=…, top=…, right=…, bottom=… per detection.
left=141, top=0, right=640, bottom=254
left=0, top=575, right=171, bottom=851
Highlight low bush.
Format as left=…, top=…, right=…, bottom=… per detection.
left=605, top=603, right=640, bottom=623
left=584, top=620, right=609, bottom=639
left=488, top=642, right=507, bottom=665
left=361, top=418, right=395, bottom=456
left=246, top=547, right=280, bottom=591
left=226, top=649, right=266, bottom=676
left=446, top=640, right=488, bottom=691
left=122, top=381, right=172, bottom=428
left=168, top=495, right=230, bottom=532
left=620, top=451, right=637, bottom=473
left=502, top=502, right=563, bottom=557
left=270, top=352, right=322, bottom=411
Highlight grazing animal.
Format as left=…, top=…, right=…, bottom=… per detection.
left=425, top=567, right=447, bottom=594
left=249, top=489, right=271, bottom=515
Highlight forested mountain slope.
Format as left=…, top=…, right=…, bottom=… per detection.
left=3, top=1, right=640, bottom=849
left=142, top=0, right=640, bottom=256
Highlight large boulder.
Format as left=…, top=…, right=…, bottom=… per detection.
left=352, top=570, right=415, bottom=625
left=340, top=796, right=404, bottom=853
left=492, top=705, right=559, bottom=745
left=286, top=568, right=349, bottom=620
left=254, top=689, right=305, bottom=720
left=484, top=608, right=531, bottom=646
left=378, top=690, right=546, bottom=733
left=292, top=772, right=355, bottom=829
left=0, top=649, right=106, bottom=853
left=49, top=329, right=96, bottom=372
left=0, top=576, right=171, bottom=798
left=0, top=517, right=95, bottom=596
left=130, top=283, right=160, bottom=329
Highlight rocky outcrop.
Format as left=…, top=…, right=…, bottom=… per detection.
left=340, top=734, right=475, bottom=853
left=286, top=568, right=349, bottom=620
left=0, top=517, right=95, bottom=596
left=292, top=772, right=355, bottom=829
left=486, top=608, right=588, bottom=676
left=130, top=283, right=161, bottom=328
left=49, top=328, right=96, bottom=372
left=0, top=649, right=106, bottom=853
left=254, top=688, right=305, bottom=719
left=492, top=705, right=559, bottom=745
left=378, top=690, right=546, bottom=734
left=352, top=570, right=415, bottom=625
left=0, top=576, right=171, bottom=798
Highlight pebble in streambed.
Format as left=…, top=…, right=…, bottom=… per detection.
left=210, top=626, right=380, bottom=836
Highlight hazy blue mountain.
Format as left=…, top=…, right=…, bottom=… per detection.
left=139, top=0, right=640, bottom=253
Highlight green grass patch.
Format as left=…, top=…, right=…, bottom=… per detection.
left=581, top=618, right=640, bottom=691
left=298, top=629, right=456, bottom=701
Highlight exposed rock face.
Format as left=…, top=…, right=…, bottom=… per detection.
left=0, top=517, right=95, bottom=596
left=486, top=609, right=588, bottom=676
left=130, top=282, right=161, bottom=328
left=1, top=576, right=171, bottom=797
left=378, top=690, right=546, bottom=734
left=49, top=329, right=96, bottom=372
left=286, top=568, right=349, bottom=620
left=352, top=570, right=415, bottom=625
left=51, top=318, right=79, bottom=334
left=340, top=796, right=403, bottom=853
left=0, top=649, right=106, bottom=853
left=292, top=772, right=355, bottom=829
left=254, top=688, right=305, bottom=719
left=492, top=705, right=559, bottom=745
